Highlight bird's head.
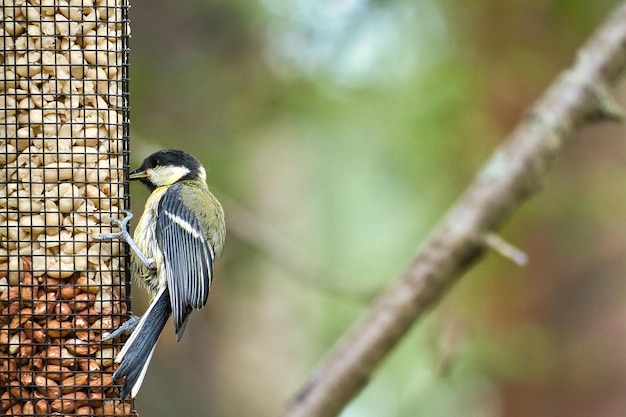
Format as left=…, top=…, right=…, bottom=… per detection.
left=130, top=149, right=207, bottom=191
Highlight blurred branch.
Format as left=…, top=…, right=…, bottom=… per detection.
left=281, top=3, right=626, bottom=417
left=482, top=233, right=528, bottom=266
left=222, top=195, right=379, bottom=303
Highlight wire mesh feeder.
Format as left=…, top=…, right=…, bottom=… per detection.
left=1, top=0, right=134, bottom=415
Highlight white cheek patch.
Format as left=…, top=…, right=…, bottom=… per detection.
left=149, top=166, right=191, bottom=186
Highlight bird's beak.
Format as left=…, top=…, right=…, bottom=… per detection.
left=129, top=169, right=149, bottom=181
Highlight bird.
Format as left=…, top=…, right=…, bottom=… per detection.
left=96, top=149, right=225, bottom=399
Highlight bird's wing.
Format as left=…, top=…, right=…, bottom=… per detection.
left=156, top=187, right=214, bottom=339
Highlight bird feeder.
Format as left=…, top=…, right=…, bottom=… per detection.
left=1, top=0, right=134, bottom=415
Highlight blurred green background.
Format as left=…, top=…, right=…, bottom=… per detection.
left=125, top=1, right=626, bottom=416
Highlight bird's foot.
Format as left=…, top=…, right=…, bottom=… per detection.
left=102, top=314, right=141, bottom=341
left=91, top=210, right=157, bottom=270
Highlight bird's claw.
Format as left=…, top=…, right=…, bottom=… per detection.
left=90, top=210, right=156, bottom=270
left=102, top=314, right=141, bottom=341
left=90, top=210, right=135, bottom=242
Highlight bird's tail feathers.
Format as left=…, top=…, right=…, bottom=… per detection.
left=114, top=287, right=171, bottom=399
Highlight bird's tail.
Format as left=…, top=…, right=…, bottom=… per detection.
left=114, top=286, right=171, bottom=399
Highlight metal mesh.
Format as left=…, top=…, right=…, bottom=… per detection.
left=1, top=0, right=134, bottom=415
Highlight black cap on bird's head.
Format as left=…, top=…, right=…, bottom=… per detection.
left=130, top=149, right=206, bottom=191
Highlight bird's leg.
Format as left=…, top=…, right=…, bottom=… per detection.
left=101, top=314, right=141, bottom=341
left=91, top=210, right=157, bottom=270
left=92, top=212, right=154, bottom=345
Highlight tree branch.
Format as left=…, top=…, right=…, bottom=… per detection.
left=281, top=3, right=626, bottom=417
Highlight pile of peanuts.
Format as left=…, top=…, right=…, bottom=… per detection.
left=1, top=0, right=134, bottom=414
left=0, top=258, right=132, bottom=415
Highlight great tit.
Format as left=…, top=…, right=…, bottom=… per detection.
left=104, top=149, right=225, bottom=399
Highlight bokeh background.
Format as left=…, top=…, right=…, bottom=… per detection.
left=125, top=1, right=626, bottom=416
